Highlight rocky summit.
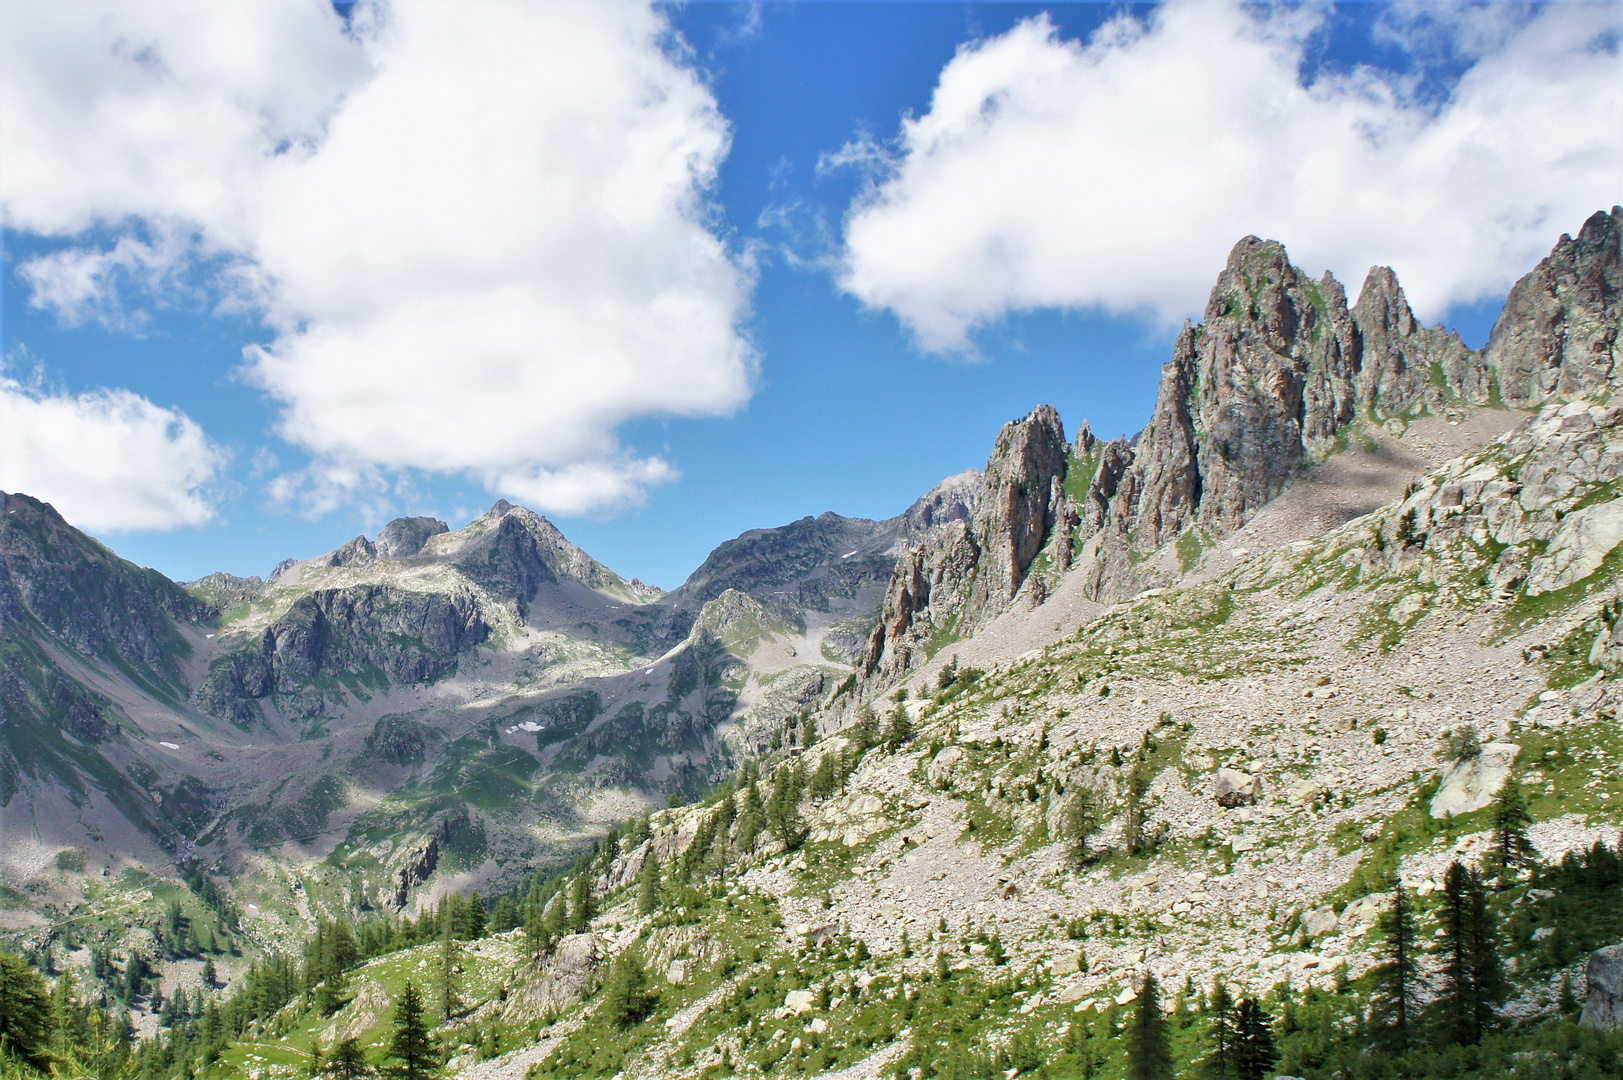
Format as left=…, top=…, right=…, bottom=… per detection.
left=2, top=209, right=1621, bottom=1080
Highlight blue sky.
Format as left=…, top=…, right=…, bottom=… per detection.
left=2, top=1, right=1617, bottom=588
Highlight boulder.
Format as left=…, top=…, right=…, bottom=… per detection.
left=1581, top=943, right=1623, bottom=1031
left=1213, top=768, right=1259, bottom=808
left=784, top=990, right=816, bottom=1016
left=927, top=746, right=964, bottom=785
left=1288, top=779, right=1323, bottom=807
left=1301, top=906, right=1339, bottom=938
left=1341, top=895, right=1385, bottom=926
left=1429, top=742, right=1520, bottom=818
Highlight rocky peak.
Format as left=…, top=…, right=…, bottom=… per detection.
left=1352, top=265, right=1483, bottom=411
left=860, top=406, right=1071, bottom=683
left=0, top=491, right=208, bottom=689
left=671, top=512, right=895, bottom=614
left=898, top=470, right=980, bottom=539
left=1487, top=206, right=1621, bottom=407
left=326, top=535, right=377, bottom=568
left=973, top=405, right=1069, bottom=603
left=375, top=516, right=449, bottom=559
left=453, top=503, right=624, bottom=613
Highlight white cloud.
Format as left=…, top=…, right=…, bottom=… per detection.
left=838, top=0, right=1623, bottom=351
left=0, top=371, right=225, bottom=533
left=1, top=0, right=753, bottom=517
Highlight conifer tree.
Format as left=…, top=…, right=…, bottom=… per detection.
left=1485, top=778, right=1536, bottom=881
left=599, top=947, right=657, bottom=1029
left=637, top=851, right=661, bottom=915
left=0, top=950, right=56, bottom=1071
left=327, top=1037, right=372, bottom=1080
left=570, top=873, right=595, bottom=932
left=1126, top=972, right=1172, bottom=1080
left=1435, top=861, right=1504, bottom=1045
left=490, top=895, right=519, bottom=934
left=1371, top=882, right=1418, bottom=1052
left=884, top=705, right=913, bottom=751
left=464, top=894, right=485, bottom=940
left=523, top=893, right=547, bottom=956
left=437, top=923, right=462, bottom=1024
left=1066, top=784, right=1103, bottom=867
left=387, top=982, right=436, bottom=1080
left=1202, top=978, right=1234, bottom=1078
left=1231, top=998, right=1278, bottom=1080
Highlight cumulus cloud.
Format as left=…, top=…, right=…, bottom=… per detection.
left=838, top=0, right=1623, bottom=351
left=0, top=370, right=225, bottom=532
left=1, top=0, right=752, bottom=517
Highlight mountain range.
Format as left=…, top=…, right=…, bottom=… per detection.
left=1, top=207, right=1620, bottom=1080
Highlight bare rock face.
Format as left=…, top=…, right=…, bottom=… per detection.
left=326, top=535, right=377, bottom=568
left=1353, top=265, right=1484, bottom=410
left=375, top=515, right=449, bottom=559
left=898, top=470, right=980, bottom=539
left=1488, top=207, right=1622, bottom=407
left=861, top=407, right=1068, bottom=682
left=859, top=210, right=1622, bottom=684
left=971, top=404, right=1070, bottom=605
left=1184, top=239, right=1360, bottom=536
left=1581, top=942, right=1623, bottom=1031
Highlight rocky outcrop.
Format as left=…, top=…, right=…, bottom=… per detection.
left=1, top=491, right=211, bottom=689
left=898, top=470, right=980, bottom=539
left=1488, top=207, right=1622, bottom=407
left=861, top=407, right=1069, bottom=682
left=972, top=405, right=1070, bottom=603
left=194, top=583, right=486, bottom=725
left=1582, top=943, right=1623, bottom=1031
left=670, top=511, right=896, bottom=615
left=375, top=515, right=448, bottom=559
left=326, top=535, right=377, bottom=568
left=1429, top=742, right=1519, bottom=817
left=1213, top=768, right=1259, bottom=808
left=1353, top=266, right=1483, bottom=409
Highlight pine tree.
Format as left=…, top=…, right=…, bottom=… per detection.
left=1371, top=882, right=1418, bottom=1053
left=387, top=982, right=436, bottom=1080
left=1231, top=998, right=1278, bottom=1080
left=523, top=893, right=546, bottom=956
left=490, top=896, right=520, bottom=934
left=1125, top=972, right=1172, bottom=1080
left=884, top=705, right=913, bottom=751
left=1202, top=978, right=1234, bottom=1078
left=637, top=851, right=661, bottom=915
left=1485, top=778, right=1536, bottom=882
left=464, top=893, right=485, bottom=940
left=0, top=950, right=56, bottom=1071
left=437, top=925, right=461, bottom=1023
left=599, top=947, right=657, bottom=1029
left=1434, top=860, right=1502, bottom=1045
left=1065, top=784, right=1103, bottom=867
left=569, top=873, right=595, bottom=932
left=327, top=1037, right=372, bottom=1080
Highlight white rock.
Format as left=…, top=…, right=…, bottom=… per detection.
left=1430, top=742, right=1520, bottom=818
left=1301, top=906, right=1339, bottom=938
left=1214, top=769, right=1259, bottom=807
left=1526, top=499, right=1623, bottom=595
left=784, top=990, right=815, bottom=1016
